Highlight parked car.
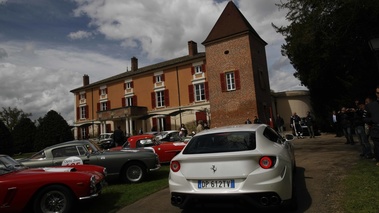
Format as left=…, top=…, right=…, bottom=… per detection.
left=98, top=133, right=115, bottom=149
left=169, top=124, right=297, bottom=210
left=155, top=130, right=182, bottom=142
left=0, top=154, right=106, bottom=213
left=17, top=140, right=161, bottom=183
left=109, top=134, right=187, bottom=163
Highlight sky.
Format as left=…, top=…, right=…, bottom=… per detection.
left=0, top=0, right=307, bottom=125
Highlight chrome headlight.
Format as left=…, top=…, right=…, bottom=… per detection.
left=90, top=175, right=97, bottom=193
left=102, top=168, right=108, bottom=177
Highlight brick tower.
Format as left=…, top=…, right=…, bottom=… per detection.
left=202, top=1, right=272, bottom=127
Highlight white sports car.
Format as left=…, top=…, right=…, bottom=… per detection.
left=169, top=124, right=297, bottom=210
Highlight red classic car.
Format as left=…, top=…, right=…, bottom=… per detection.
left=109, top=134, right=187, bottom=163
left=0, top=154, right=106, bottom=213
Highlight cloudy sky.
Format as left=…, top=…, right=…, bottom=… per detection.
left=0, top=0, right=307, bottom=125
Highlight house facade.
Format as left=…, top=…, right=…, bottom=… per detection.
left=70, top=1, right=311, bottom=139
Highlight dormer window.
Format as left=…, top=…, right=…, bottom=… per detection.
left=156, top=75, right=163, bottom=83
left=79, top=93, right=86, bottom=100
left=125, top=82, right=132, bottom=89
left=194, top=65, right=203, bottom=74
left=100, top=88, right=107, bottom=95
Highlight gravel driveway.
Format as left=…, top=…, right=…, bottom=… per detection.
left=118, top=133, right=360, bottom=213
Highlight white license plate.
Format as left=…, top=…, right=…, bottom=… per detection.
left=198, top=180, right=235, bottom=189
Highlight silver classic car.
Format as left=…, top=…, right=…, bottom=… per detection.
left=17, top=140, right=160, bottom=183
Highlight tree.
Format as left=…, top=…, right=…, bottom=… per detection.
left=12, top=117, right=36, bottom=153
left=274, top=0, right=379, bottom=129
left=0, top=119, right=13, bottom=156
left=0, top=107, right=32, bottom=131
left=34, top=110, right=74, bottom=150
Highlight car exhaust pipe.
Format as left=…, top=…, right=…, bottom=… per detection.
left=171, top=195, right=183, bottom=205
left=270, top=196, right=280, bottom=205
left=260, top=196, right=269, bottom=206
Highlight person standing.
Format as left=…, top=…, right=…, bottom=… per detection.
left=245, top=118, right=252, bottom=124
left=354, top=102, right=373, bottom=158
left=340, top=107, right=355, bottom=145
left=290, top=112, right=303, bottom=138
left=305, top=111, right=315, bottom=138
left=196, top=120, right=204, bottom=133
left=363, top=86, right=379, bottom=165
left=253, top=116, right=262, bottom=124
left=276, top=114, right=284, bottom=134
left=113, top=126, right=124, bottom=147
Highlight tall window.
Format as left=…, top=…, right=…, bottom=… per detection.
left=226, top=72, right=236, bottom=91
left=80, top=106, right=86, bottom=119
left=125, top=97, right=133, bottom=107
left=125, top=82, right=132, bottom=89
left=195, top=83, right=205, bottom=101
left=80, top=93, right=86, bottom=100
left=100, top=102, right=108, bottom=111
left=156, top=91, right=165, bottom=107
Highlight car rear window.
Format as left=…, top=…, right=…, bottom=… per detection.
left=183, top=131, right=256, bottom=154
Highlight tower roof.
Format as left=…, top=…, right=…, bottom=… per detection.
left=202, top=1, right=266, bottom=45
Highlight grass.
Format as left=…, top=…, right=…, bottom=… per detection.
left=342, top=159, right=379, bottom=213
left=77, top=164, right=170, bottom=213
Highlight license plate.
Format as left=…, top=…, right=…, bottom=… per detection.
left=198, top=180, right=235, bottom=189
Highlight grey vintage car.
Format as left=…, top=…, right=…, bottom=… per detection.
left=17, top=140, right=161, bottom=183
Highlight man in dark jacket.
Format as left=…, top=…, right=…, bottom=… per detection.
left=363, top=86, right=379, bottom=165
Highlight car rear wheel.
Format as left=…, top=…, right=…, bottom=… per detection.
left=33, top=185, right=73, bottom=213
left=121, top=162, right=146, bottom=183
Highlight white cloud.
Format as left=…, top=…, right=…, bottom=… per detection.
left=68, top=30, right=94, bottom=40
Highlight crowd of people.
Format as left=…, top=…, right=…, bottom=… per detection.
left=331, top=86, right=379, bottom=166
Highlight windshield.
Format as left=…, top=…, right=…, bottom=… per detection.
left=100, top=134, right=112, bottom=140
left=0, top=155, right=27, bottom=175
left=183, top=131, right=256, bottom=154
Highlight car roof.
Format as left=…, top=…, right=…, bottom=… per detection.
left=194, top=124, right=267, bottom=136
left=43, top=140, right=90, bottom=150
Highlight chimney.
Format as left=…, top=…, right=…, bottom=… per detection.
left=188, top=40, right=198, bottom=56
left=83, top=74, right=89, bottom=86
left=131, top=57, right=138, bottom=71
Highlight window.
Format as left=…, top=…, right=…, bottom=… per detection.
left=220, top=70, right=240, bottom=92
left=125, top=97, right=133, bottom=107
left=156, top=91, right=165, bottom=107
left=226, top=72, right=236, bottom=91
left=194, top=83, right=205, bottom=101
left=125, top=82, right=132, bottom=89
left=101, top=102, right=108, bottom=111
left=156, top=75, right=162, bottom=83
left=80, top=106, right=86, bottom=119
left=80, top=93, right=86, bottom=100
left=100, top=88, right=107, bottom=95
left=194, top=65, right=203, bottom=74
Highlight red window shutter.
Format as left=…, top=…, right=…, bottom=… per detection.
left=84, top=93, right=86, bottom=99
left=235, top=70, right=241, bottom=90
left=188, top=85, right=194, bottom=103
left=133, top=95, right=137, bottom=106
left=191, top=67, right=195, bottom=75
left=165, top=116, right=171, bottom=130
left=105, top=88, right=108, bottom=94
left=204, top=82, right=209, bottom=100
left=107, top=101, right=111, bottom=109
left=161, top=74, right=165, bottom=81
left=164, top=89, right=169, bottom=106
left=76, top=107, right=80, bottom=120
left=151, top=92, right=156, bottom=108
left=122, top=97, right=125, bottom=107
left=220, top=73, right=226, bottom=92
left=130, top=81, right=134, bottom=88
left=123, top=83, right=126, bottom=90
left=153, top=76, right=156, bottom=83
left=202, top=64, right=206, bottom=73
left=85, top=106, right=89, bottom=118
left=97, top=103, right=100, bottom=111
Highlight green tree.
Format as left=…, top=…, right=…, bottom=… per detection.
left=34, top=110, right=74, bottom=150
left=0, top=119, right=13, bottom=155
left=274, top=0, right=379, bottom=129
left=0, top=107, right=32, bottom=131
left=12, top=117, right=36, bottom=153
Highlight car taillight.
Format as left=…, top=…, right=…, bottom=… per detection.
left=259, top=156, right=275, bottom=169
left=171, top=161, right=180, bottom=172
